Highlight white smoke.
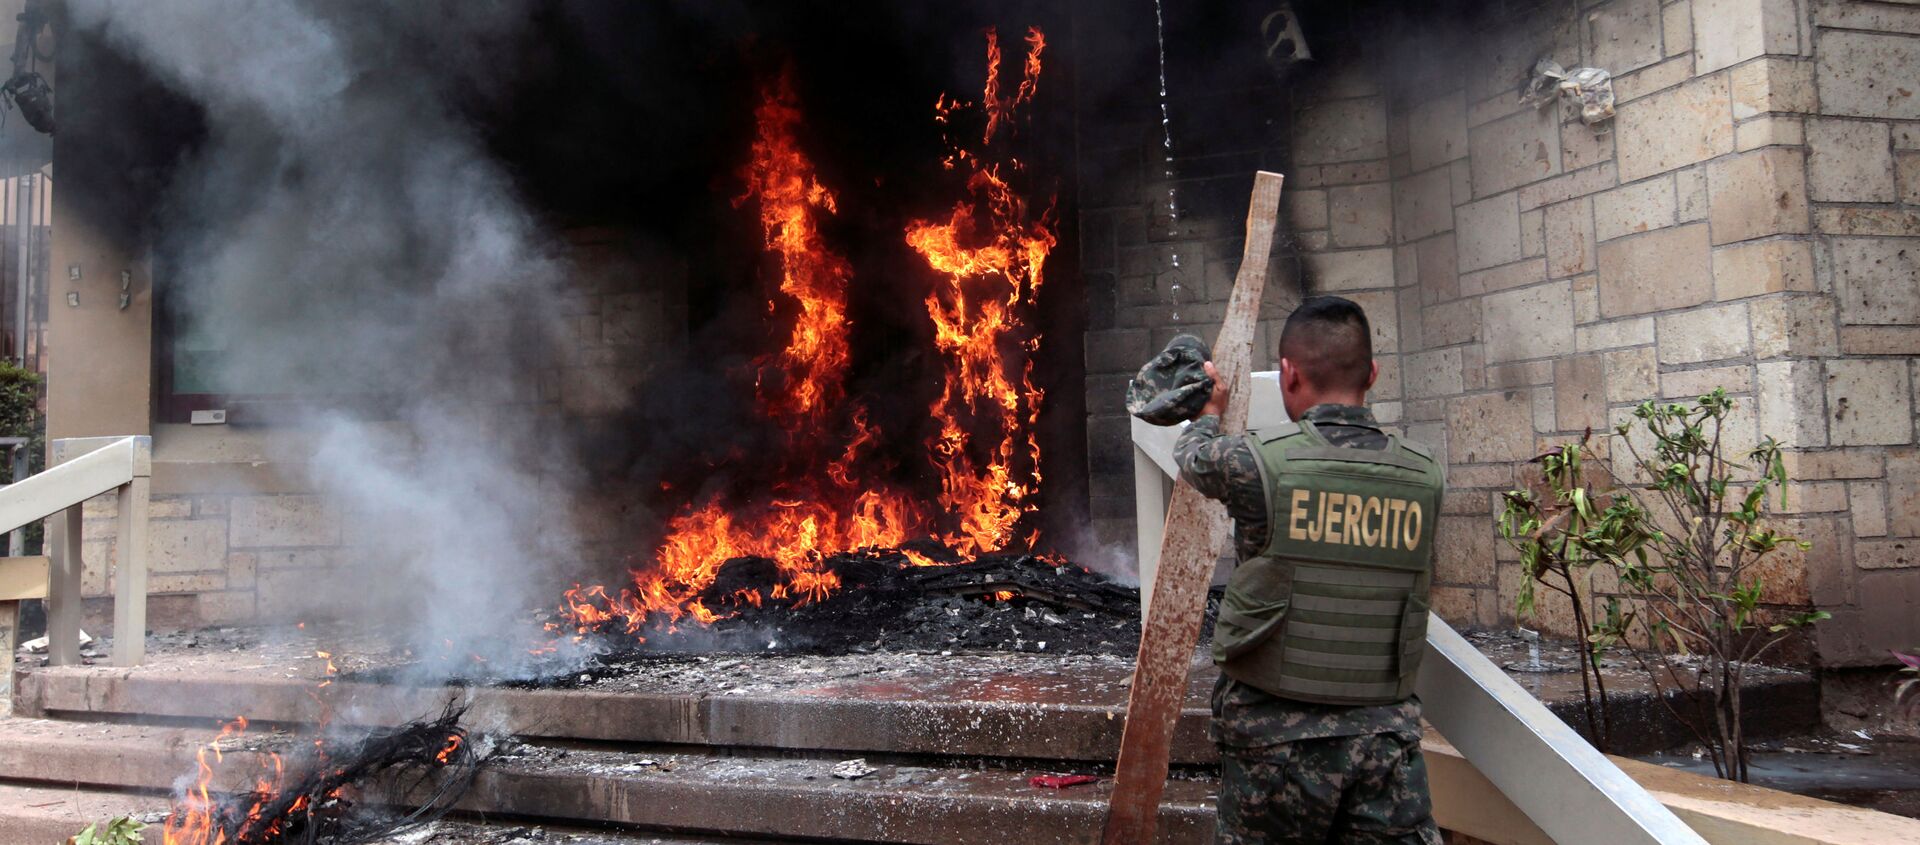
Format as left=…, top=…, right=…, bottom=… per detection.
left=68, top=0, right=590, bottom=666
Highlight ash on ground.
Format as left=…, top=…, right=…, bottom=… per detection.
left=563, top=551, right=1162, bottom=663
left=342, top=551, right=1189, bottom=689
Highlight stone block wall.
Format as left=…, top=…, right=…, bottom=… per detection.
left=1080, top=0, right=1917, bottom=666
left=52, top=1, right=1913, bottom=665
left=1388, top=0, right=1919, bottom=664
left=1076, top=21, right=1406, bottom=556
left=1790, top=0, right=1920, bottom=664
left=63, top=229, right=688, bottom=630
left=75, top=490, right=342, bottom=627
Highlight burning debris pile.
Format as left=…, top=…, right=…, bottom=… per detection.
left=563, top=551, right=1141, bottom=659
left=558, top=28, right=1064, bottom=645
left=160, top=704, right=483, bottom=845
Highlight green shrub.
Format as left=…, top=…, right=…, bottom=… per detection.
left=0, top=359, right=42, bottom=552
left=1501, top=389, right=1827, bottom=782
left=0, top=358, right=40, bottom=439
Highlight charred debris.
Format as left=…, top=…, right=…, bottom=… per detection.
left=569, top=552, right=1158, bottom=689
left=345, top=552, right=1201, bottom=692
left=158, top=703, right=484, bottom=845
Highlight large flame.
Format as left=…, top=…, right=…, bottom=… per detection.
left=908, top=26, right=1055, bottom=557
left=561, top=29, right=1053, bottom=635
left=745, top=70, right=852, bottom=431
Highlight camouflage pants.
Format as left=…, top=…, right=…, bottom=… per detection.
left=1215, top=732, right=1442, bottom=844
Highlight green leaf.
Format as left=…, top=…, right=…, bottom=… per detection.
left=1513, top=555, right=1550, bottom=616
left=1666, top=625, right=1691, bottom=657
left=72, top=817, right=145, bottom=845
left=1571, top=487, right=1595, bottom=521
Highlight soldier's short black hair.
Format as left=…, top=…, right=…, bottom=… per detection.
left=1278, top=295, right=1372, bottom=391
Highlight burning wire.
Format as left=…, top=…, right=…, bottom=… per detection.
left=160, top=702, right=484, bottom=845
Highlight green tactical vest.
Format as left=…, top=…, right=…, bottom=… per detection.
left=1210, top=418, right=1445, bottom=706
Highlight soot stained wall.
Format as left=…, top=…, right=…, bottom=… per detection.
left=1072, top=0, right=1395, bottom=567
left=52, top=1, right=1092, bottom=629
left=1078, top=0, right=1920, bottom=670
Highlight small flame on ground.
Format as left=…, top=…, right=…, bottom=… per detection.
left=161, top=657, right=468, bottom=844
left=162, top=717, right=254, bottom=845
left=434, top=734, right=465, bottom=766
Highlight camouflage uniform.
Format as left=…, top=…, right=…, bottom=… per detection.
left=1176, top=404, right=1442, bottom=845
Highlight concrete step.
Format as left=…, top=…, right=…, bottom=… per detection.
left=16, top=640, right=1821, bottom=763
left=0, top=782, right=807, bottom=845
left=15, top=664, right=1219, bottom=766
left=0, top=718, right=1217, bottom=845
left=0, top=783, right=168, bottom=845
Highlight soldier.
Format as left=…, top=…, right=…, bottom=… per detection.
left=1175, top=295, right=1444, bottom=844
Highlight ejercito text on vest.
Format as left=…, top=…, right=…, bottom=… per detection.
left=1285, top=489, right=1424, bottom=551
left=1211, top=419, right=1446, bottom=707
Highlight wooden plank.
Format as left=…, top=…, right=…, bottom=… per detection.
left=0, top=555, right=48, bottom=601
left=1103, top=171, right=1283, bottom=844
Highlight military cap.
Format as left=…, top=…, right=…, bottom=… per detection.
left=1126, top=334, right=1215, bottom=426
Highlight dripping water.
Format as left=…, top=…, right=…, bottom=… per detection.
left=1152, top=0, right=1184, bottom=322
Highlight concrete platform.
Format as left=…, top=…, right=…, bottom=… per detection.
left=0, top=717, right=1216, bottom=845
left=14, top=661, right=1218, bottom=766
left=9, top=630, right=1818, bottom=761
left=7, top=629, right=1885, bottom=845
left=6, top=641, right=1229, bottom=843
left=0, top=782, right=804, bottom=845
left=0, top=783, right=168, bottom=845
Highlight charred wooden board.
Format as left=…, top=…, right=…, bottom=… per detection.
left=1103, top=171, right=1283, bottom=844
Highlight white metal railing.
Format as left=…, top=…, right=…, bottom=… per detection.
left=1131, top=387, right=1706, bottom=845
left=0, top=436, right=152, bottom=669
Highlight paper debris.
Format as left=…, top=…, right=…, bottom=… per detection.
left=831, top=758, right=876, bottom=780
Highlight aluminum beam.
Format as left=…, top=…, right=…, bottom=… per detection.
left=14, top=437, right=154, bottom=668
left=0, top=436, right=141, bottom=534
left=1420, top=614, right=1706, bottom=844
left=1132, top=443, right=1170, bottom=614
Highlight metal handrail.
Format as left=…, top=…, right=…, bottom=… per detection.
left=1419, top=616, right=1706, bottom=843
left=12, top=436, right=153, bottom=668
left=1130, top=396, right=1707, bottom=844
left=0, top=436, right=142, bottom=533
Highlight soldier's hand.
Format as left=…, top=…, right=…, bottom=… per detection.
left=1198, top=360, right=1230, bottom=419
